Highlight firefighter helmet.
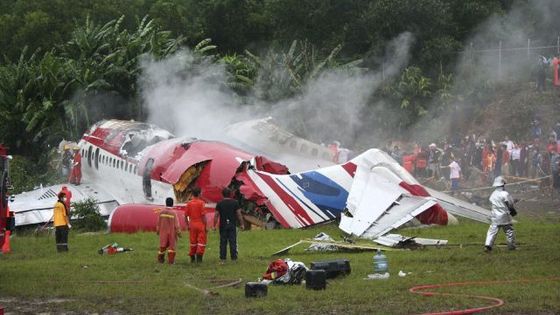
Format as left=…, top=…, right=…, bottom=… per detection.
left=492, top=176, right=506, bottom=187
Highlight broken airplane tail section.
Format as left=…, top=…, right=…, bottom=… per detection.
left=239, top=148, right=490, bottom=239
left=240, top=160, right=353, bottom=228
left=239, top=149, right=466, bottom=233
left=339, top=149, right=490, bottom=239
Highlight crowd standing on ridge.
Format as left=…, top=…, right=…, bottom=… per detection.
left=384, top=119, right=560, bottom=194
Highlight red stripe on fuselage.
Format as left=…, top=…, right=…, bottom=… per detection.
left=236, top=171, right=292, bottom=228
left=257, top=173, right=315, bottom=227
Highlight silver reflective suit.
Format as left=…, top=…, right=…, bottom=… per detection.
left=485, top=187, right=516, bottom=250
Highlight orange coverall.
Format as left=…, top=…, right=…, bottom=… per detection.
left=157, top=208, right=181, bottom=264
left=185, top=197, right=207, bottom=257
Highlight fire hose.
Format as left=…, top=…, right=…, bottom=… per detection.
left=409, top=277, right=560, bottom=315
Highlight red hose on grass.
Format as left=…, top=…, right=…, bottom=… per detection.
left=409, top=277, right=560, bottom=315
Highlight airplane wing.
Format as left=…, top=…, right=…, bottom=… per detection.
left=424, top=187, right=491, bottom=223
left=10, top=183, right=119, bottom=227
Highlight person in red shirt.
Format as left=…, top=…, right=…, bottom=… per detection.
left=156, top=198, right=181, bottom=264
left=60, top=186, right=72, bottom=215
left=184, top=187, right=207, bottom=263
left=68, top=147, right=82, bottom=185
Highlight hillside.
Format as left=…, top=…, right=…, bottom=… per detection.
left=468, top=84, right=560, bottom=142
left=419, top=83, right=560, bottom=214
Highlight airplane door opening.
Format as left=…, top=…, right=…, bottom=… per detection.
left=87, top=146, right=93, bottom=168
left=143, top=158, right=154, bottom=200
left=94, top=148, right=99, bottom=170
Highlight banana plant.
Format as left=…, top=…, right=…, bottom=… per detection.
left=247, top=40, right=349, bottom=102
left=220, top=53, right=255, bottom=95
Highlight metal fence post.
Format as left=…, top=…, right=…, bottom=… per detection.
left=498, top=41, right=502, bottom=79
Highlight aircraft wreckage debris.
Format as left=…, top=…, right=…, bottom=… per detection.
left=11, top=119, right=491, bottom=245
left=271, top=239, right=397, bottom=256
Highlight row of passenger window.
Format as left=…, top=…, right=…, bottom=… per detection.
left=287, top=140, right=331, bottom=160
left=83, top=147, right=137, bottom=174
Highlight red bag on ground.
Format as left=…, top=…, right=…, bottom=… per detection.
left=262, top=259, right=289, bottom=280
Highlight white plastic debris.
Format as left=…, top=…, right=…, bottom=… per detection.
left=364, top=272, right=390, bottom=280
left=398, top=270, right=406, bottom=277
left=305, top=232, right=337, bottom=252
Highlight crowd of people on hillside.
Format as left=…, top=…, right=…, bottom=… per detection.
left=385, top=119, right=560, bottom=193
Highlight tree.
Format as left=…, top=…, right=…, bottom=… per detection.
left=182, top=0, right=271, bottom=53
left=378, top=66, right=433, bottom=132
left=248, top=40, right=346, bottom=102
left=61, top=15, right=185, bottom=125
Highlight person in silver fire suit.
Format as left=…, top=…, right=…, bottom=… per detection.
left=484, top=176, right=517, bottom=252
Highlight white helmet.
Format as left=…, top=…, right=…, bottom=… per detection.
left=492, top=176, right=506, bottom=187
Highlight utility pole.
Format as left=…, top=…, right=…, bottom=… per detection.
left=527, top=38, right=531, bottom=60
left=498, top=41, right=502, bottom=80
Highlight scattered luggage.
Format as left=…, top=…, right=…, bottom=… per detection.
left=245, top=282, right=268, bottom=297
left=305, top=270, right=326, bottom=290
left=310, top=258, right=351, bottom=278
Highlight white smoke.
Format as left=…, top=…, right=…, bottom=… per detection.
left=456, top=0, right=560, bottom=91
left=140, top=32, right=415, bottom=149
left=414, top=0, right=560, bottom=142
left=139, top=52, right=251, bottom=140
left=270, top=32, right=414, bottom=146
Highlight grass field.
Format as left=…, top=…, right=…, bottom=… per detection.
left=1, top=214, right=559, bottom=314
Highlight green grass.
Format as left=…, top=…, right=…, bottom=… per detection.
left=1, top=215, right=560, bottom=314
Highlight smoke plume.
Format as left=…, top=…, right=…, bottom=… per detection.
left=140, top=32, right=415, bottom=149
left=414, top=0, right=560, bottom=143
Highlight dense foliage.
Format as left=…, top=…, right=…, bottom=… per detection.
left=0, top=0, right=557, bottom=161
left=0, top=1, right=513, bottom=68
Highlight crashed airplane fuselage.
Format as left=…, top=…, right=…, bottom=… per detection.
left=11, top=119, right=490, bottom=238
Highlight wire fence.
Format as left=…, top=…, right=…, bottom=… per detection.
left=462, top=37, right=560, bottom=81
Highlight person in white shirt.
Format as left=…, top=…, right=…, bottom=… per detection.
left=485, top=176, right=517, bottom=252
left=442, top=157, right=461, bottom=194
left=510, top=144, right=521, bottom=176
left=504, top=136, right=514, bottom=154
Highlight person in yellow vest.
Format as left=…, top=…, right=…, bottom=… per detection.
left=53, top=192, right=70, bottom=252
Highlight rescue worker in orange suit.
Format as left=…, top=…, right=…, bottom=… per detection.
left=68, top=147, right=82, bottom=185
left=184, top=187, right=207, bottom=263
left=156, top=197, right=181, bottom=264
left=53, top=192, right=70, bottom=252
left=60, top=186, right=72, bottom=216
left=1, top=207, right=14, bottom=254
